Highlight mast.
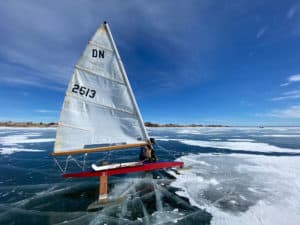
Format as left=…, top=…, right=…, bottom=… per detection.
left=104, top=22, right=149, bottom=142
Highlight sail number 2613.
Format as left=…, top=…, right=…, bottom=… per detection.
left=72, top=84, right=96, bottom=98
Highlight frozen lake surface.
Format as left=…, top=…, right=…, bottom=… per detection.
left=1, top=127, right=300, bottom=224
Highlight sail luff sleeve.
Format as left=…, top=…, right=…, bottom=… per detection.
left=104, top=23, right=149, bottom=141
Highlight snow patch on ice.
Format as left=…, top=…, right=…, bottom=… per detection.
left=0, top=147, right=44, bottom=154
left=0, top=134, right=54, bottom=146
left=209, top=178, right=219, bottom=185
left=227, top=139, right=254, bottom=142
left=0, top=127, right=56, bottom=130
left=261, top=134, right=300, bottom=138
left=175, top=139, right=300, bottom=153
left=170, top=153, right=300, bottom=225
left=176, top=129, right=204, bottom=134
left=0, top=132, right=52, bottom=154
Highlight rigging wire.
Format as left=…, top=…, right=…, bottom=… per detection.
left=155, top=143, right=185, bottom=160
left=53, top=157, right=65, bottom=174
left=95, top=151, right=111, bottom=164
left=53, top=150, right=116, bottom=174
left=53, top=154, right=87, bottom=174
left=82, top=153, right=88, bottom=171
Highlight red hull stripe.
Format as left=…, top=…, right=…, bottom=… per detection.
left=63, top=161, right=184, bottom=178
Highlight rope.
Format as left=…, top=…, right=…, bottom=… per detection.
left=69, top=155, right=83, bottom=170
left=82, top=153, right=88, bottom=171
left=155, top=143, right=185, bottom=160
left=54, top=151, right=113, bottom=174
left=95, top=151, right=111, bottom=164
left=53, top=154, right=87, bottom=174
left=63, top=155, right=71, bottom=172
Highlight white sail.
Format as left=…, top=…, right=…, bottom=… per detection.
left=54, top=22, right=148, bottom=155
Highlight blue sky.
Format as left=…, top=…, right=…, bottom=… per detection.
left=0, top=0, right=300, bottom=126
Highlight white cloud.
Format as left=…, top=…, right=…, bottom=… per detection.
left=271, top=90, right=300, bottom=101
left=256, top=27, right=266, bottom=39
left=289, top=74, right=300, bottom=82
left=35, top=109, right=59, bottom=113
left=280, top=82, right=290, bottom=87
left=287, top=4, right=299, bottom=19
left=0, top=0, right=216, bottom=92
left=268, top=105, right=300, bottom=118
left=0, top=74, right=65, bottom=91
left=281, top=74, right=300, bottom=86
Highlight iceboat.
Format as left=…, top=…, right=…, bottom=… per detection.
left=51, top=22, right=183, bottom=208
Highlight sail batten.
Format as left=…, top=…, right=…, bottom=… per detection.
left=54, top=22, right=149, bottom=155
left=58, top=123, right=91, bottom=131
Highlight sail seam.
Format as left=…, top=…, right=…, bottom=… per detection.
left=75, top=65, right=125, bottom=85
left=57, top=123, right=91, bottom=131
left=65, top=94, right=136, bottom=115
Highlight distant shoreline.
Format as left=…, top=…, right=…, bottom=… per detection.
left=0, top=122, right=58, bottom=128
left=0, top=121, right=228, bottom=128
left=144, top=122, right=228, bottom=128
left=1, top=121, right=298, bottom=128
